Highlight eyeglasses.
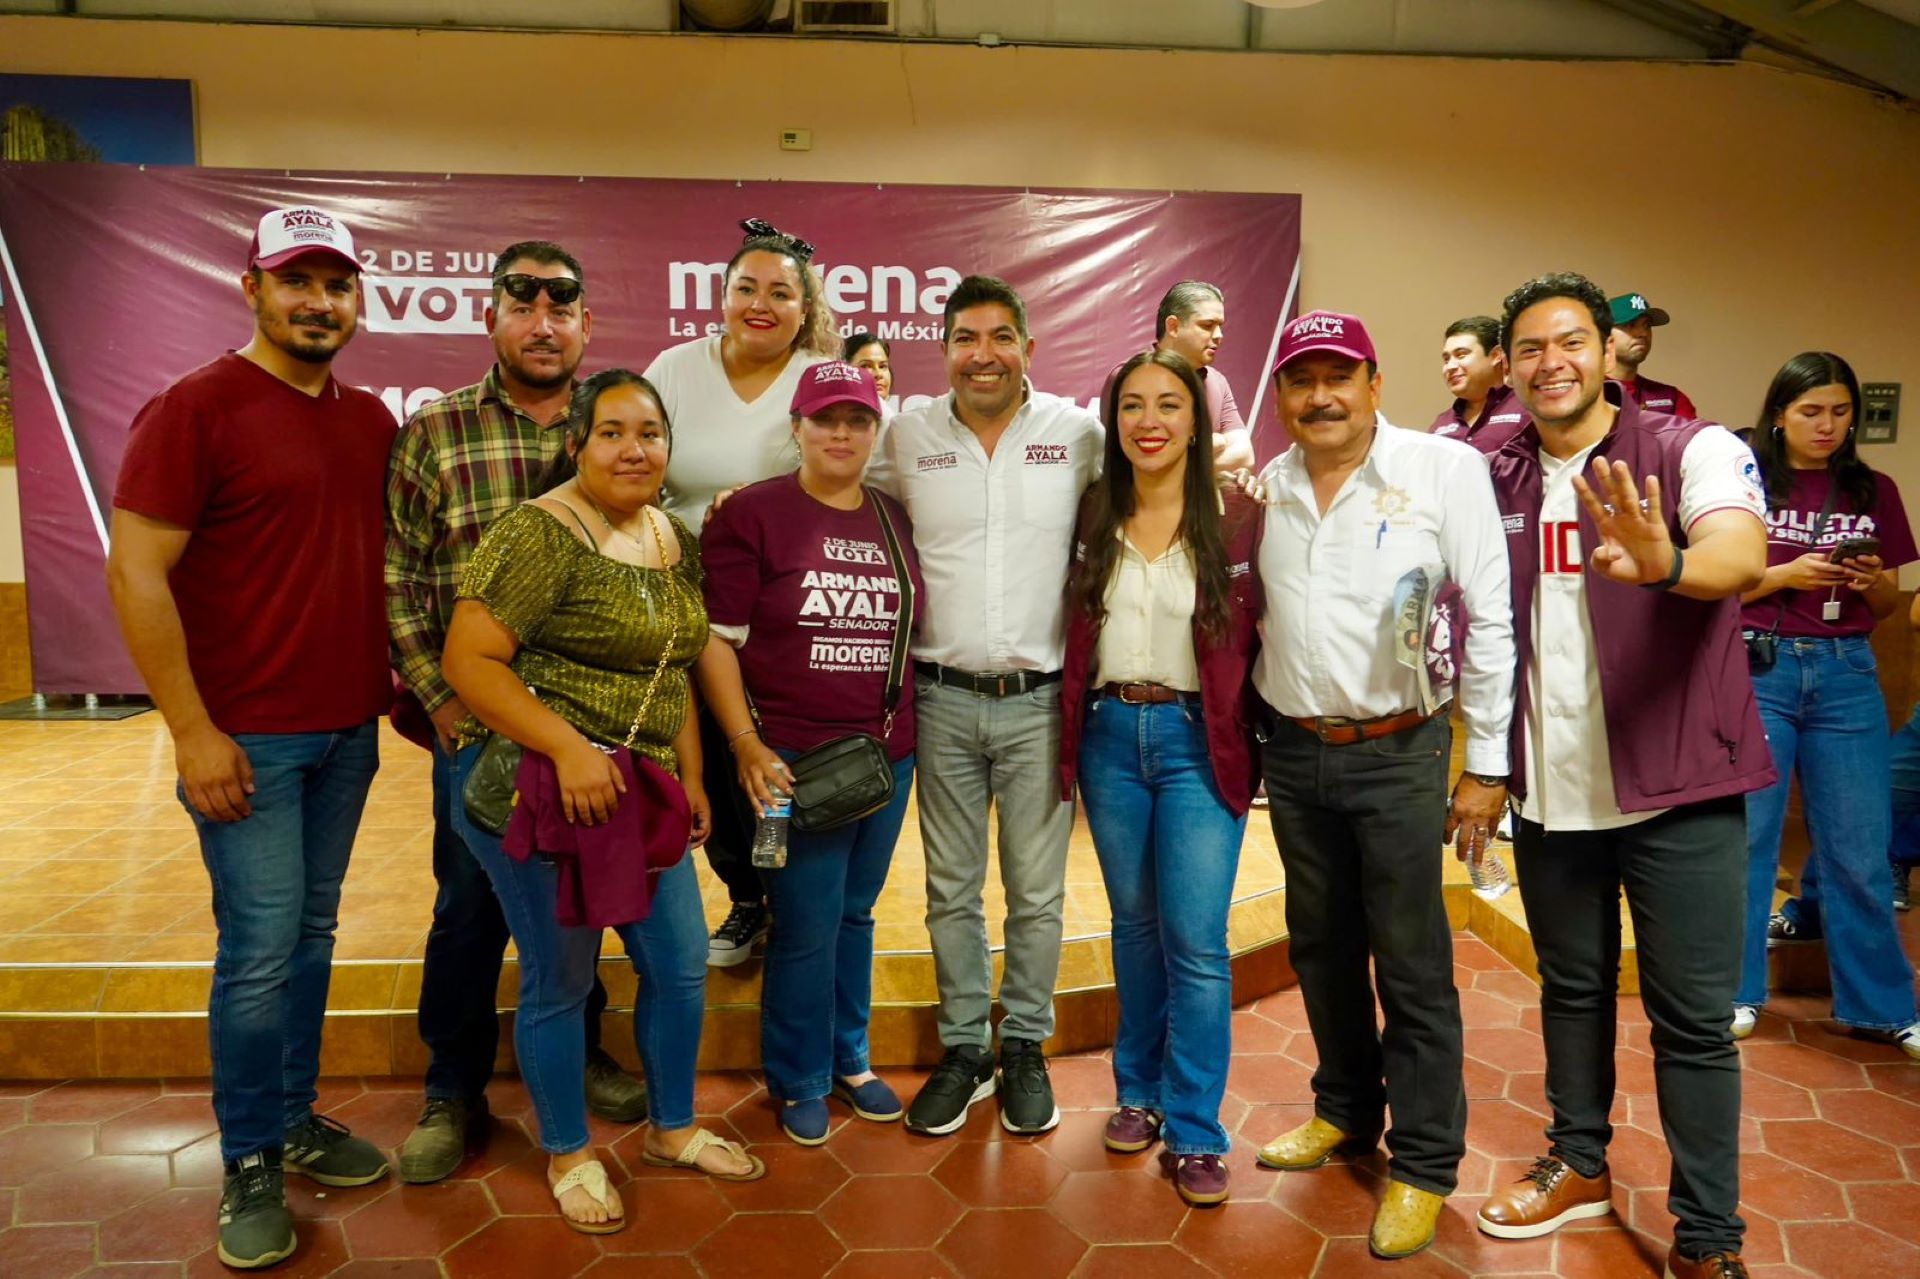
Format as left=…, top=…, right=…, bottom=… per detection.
left=497, top=273, right=583, bottom=306
left=739, top=217, right=816, bottom=261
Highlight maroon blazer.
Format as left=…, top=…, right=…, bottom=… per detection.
left=1487, top=385, right=1775, bottom=813
left=1058, top=488, right=1266, bottom=816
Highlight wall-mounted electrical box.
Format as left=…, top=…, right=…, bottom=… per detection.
left=1862, top=382, right=1902, bottom=444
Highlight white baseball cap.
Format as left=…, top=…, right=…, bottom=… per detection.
left=247, top=206, right=360, bottom=273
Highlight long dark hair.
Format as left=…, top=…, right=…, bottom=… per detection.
left=1750, top=351, right=1876, bottom=514
left=536, top=368, right=672, bottom=495
left=1070, top=350, right=1231, bottom=641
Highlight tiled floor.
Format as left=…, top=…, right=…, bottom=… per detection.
left=3, top=931, right=1918, bottom=1278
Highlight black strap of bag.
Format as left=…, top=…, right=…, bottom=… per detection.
left=869, top=490, right=915, bottom=734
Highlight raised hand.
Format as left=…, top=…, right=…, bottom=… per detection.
left=1571, top=458, right=1674, bottom=587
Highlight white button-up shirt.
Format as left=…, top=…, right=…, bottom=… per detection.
left=1094, top=534, right=1202, bottom=691
left=1254, top=421, right=1515, bottom=777
left=870, top=384, right=1104, bottom=672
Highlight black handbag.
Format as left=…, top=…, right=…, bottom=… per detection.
left=785, top=492, right=915, bottom=834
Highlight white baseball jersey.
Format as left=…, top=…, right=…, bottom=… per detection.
left=1517, top=425, right=1767, bottom=831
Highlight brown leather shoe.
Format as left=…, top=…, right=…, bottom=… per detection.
left=1476, top=1155, right=1613, bottom=1239
left=1664, top=1246, right=1748, bottom=1278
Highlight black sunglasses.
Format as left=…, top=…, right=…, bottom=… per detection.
left=497, top=273, right=583, bottom=306
left=739, top=217, right=816, bottom=261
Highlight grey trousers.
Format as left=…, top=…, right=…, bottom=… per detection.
left=914, top=676, right=1075, bottom=1049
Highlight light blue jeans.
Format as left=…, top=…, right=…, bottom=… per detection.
left=449, top=742, right=708, bottom=1153
left=1077, top=697, right=1244, bottom=1155
left=760, top=753, right=915, bottom=1101
left=1741, top=637, right=1917, bottom=1029
left=183, top=721, right=380, bottom=1163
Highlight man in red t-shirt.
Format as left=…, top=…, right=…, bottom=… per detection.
left=106, top=207, right=396, bottom=1271
left=1607, top=291, right=1699, bottom=419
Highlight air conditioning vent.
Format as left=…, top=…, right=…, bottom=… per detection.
left=794, top=0, right=893, bottom=34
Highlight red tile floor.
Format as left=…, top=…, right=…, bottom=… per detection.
left=4, top=932, right=1919, bottom=1278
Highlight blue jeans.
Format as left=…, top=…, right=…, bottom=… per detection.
left=449, top=743, right=708, bottom=1153
left=182, top=721, right=380, bottom=1163
left=760, top=753, right=915, bottom=1100
left=1077, top=697, right=1244, bottom=1156
left=1741, top=638, right=1917, bottom=1029
left=1893, top=702, right=1920, bottom=868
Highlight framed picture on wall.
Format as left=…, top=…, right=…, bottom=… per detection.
left=0, top=73, right=196, bottom=460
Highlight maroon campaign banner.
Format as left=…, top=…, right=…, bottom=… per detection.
left=0, top=164, right=1301, bottom=694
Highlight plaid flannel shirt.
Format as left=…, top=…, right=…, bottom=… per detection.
left=385, top=366, right=569, bottom=711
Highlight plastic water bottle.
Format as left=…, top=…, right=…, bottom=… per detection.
left=1469, top=846, right=1512, bottom=900
left=750, top=791, right=791, bottom=870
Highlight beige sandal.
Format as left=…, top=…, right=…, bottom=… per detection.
left=639, top=1126, right=767, bottom=1182
left=550, top=1158, right=625, bottom=1235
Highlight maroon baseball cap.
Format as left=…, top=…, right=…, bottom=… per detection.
left=247, top=206, right=361, bottom=274
left=1271, top=310, right=1378, bottom=378
left=790, top=360, right=882, bottom=418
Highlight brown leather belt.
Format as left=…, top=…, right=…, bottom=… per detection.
left=1288, top=705, right=1443, bottom=746
left=1100, top=682, right=1200, bottom=706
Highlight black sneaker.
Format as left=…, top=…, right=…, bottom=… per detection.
left=997, top=1038, right=1060, bottom=1135
left=217, top=1151, right=295, bottom=1270
left=904, top=1044, right=996, bottom=1136
left=1766, top=910, right=1821, bottom=948
left=282, top=1113, right=390, bottom=1187
left=1896, top=864, right=1912, bottom=913
left=707, top=901, right=769, bottom=968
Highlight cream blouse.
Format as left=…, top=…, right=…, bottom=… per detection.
left=1092, top=531, right=1201, bottom=692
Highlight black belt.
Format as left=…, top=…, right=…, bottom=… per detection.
left=915, top=662, right=1063, bottom=698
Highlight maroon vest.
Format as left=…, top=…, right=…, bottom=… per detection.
left=1487, top=388, right=1776, bottom=813
left=1059, top=490, right=1265, bottom=816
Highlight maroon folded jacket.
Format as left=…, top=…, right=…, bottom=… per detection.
left=502, top=747, right=691, bottom=929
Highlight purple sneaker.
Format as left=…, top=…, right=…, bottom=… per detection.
left=1173, top=1153, right=1230, bottom=1206
left=1103, top=1107, right=1162, bottom=1153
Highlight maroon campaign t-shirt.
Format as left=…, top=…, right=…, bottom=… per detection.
left=1741, top=466, right=1917, bottom=638
left=1620, top=375, right=1698, bottom=421
left=113, top=353, right=397, bottom=734
left=1427, top=384, right=1531, bottom=455
left=701, top=473, right=924, bottom=760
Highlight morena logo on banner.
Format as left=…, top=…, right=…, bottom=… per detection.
left=359, top=256, right=963, bottom=339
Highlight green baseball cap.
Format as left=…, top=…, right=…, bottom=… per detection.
left=1609, top=292, right=1671, bottom=326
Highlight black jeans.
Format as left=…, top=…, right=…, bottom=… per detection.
left=1260, top=713, right=1466, bottom=1195
left=419, top=741, right=609, bottom=1102
left=1512, top=799, right=1746, bottom=1259
left=698, top=702, right=765, bottom=907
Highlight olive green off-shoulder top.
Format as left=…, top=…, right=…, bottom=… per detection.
left=456, top=503, right=708, bottom=774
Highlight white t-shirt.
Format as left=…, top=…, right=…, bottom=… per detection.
left=644, top=335, right=828, bottom=533
left=1518, top=425, right=1767, bottom=831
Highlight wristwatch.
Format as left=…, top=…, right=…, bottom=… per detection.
left=1466, top=772, right=1509, bottom=788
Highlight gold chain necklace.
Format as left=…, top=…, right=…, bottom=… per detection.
left=577, top=486, right=662, bottom=564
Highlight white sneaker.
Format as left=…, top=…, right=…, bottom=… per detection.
left=1731, top=1006, right=1758, bottom=1041
left=1895, top=1021, right=1920, bottom=1062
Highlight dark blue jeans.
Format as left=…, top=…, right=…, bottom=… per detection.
left=760, top=753, right=915, bottom=1101
left=419, top=740, right=611, bottom=1104
left=182, top=721, right=380, bottom=1162
left=1742, top=638, right=1916, bottom=1029
left=448, top=743, right=707, bottom=1153
left=1078, top=697, right=1244, bottom=1156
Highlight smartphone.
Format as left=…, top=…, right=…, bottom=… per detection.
left=1829, top=536, right=1881, bottom=564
